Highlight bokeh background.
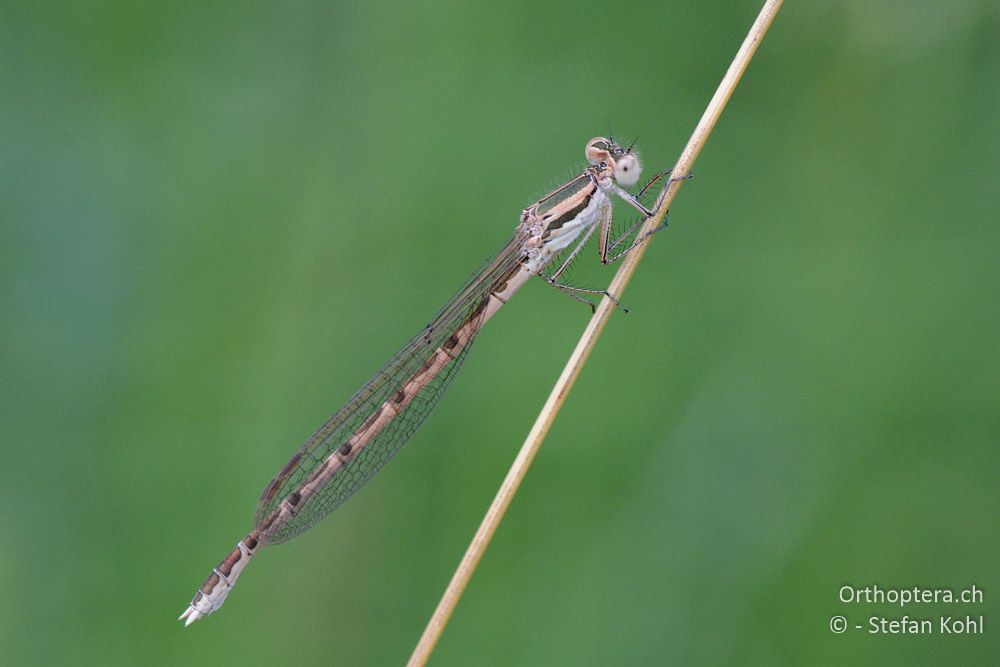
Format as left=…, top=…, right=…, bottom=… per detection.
left=2, top=1, right=997, bottom=665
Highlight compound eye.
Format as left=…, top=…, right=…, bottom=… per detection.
left=614, top=153, right=642, bottom=187
left=586, top=137, right=613, bottom=165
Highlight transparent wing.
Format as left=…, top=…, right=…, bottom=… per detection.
left=254, top=232, right=528, bottom=544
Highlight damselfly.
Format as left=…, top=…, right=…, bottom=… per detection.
left=180, top=137, right=672, bottom=625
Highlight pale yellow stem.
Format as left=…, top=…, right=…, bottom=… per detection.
left=408, top=2, right=784, bottom=664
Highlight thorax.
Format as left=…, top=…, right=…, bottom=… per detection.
left=517, top=172, right=608, bottom=274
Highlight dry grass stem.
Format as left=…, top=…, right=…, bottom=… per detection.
left=408, top=2, right=784, bottom=664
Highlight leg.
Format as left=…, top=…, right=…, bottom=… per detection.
left=601, top=212, right=671, bottom=265
left=610, top=185, right=655, bottom=217
left=548, top=218, right=597, bottom=282
left=636, top=170, right=672, bottom=200
left=612, top=171, right=692, bottom=217
left=539, top=209, right=629, bottom=313
left=538, top=274, right=629, bottom=314
left=601, top=173, right=693, bottom=265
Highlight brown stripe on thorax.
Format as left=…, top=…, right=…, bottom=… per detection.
left=543, top=189, right=593, bottom=231
left=521, top=172, right=593, bottom=222
left=536, top=178, right=595, bottom=228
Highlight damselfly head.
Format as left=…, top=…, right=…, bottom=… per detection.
left=585, top=136, right=642, bottom=188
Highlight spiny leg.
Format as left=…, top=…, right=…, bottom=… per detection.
left=539, top=212, right=628, bottom=313
left=548, top=219, right=597, bottom=282
left=606, top=170, right=677, bottom=218
left=597, top=169, right=673, bottom=264
left=539, top=275, right=630, bottom=314
left=601, top=212, right=672, bottom=265
left=636, top=169, right=673, bottom=200
left=602, top=173, right=693, bottom=265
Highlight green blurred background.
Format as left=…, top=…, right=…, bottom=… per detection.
left=2, top=1, right=997, bottom=664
